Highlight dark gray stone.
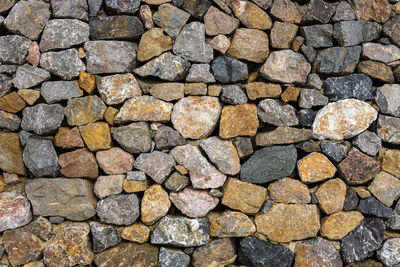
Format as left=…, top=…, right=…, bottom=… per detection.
left=164, top=172, right=189, bottom=192
left=159, top=247, right=190, bottom=267
left=49, top=217, right=64, bottom=224
left=300, top=24, right=333, bottom=48
left=238, top=236, right=294, bottom=267
left=340, top=218, right=385, bottom=264
left=357, top=196, right=393, bottom=219
left=343, top=188, right=359, bottom=211
left=0, top=65, right=17, bottom=75
left=51, top=0, right=89, bottom=21
left=153, top=3, right=190, bottom=38
left=90, top=222, right=121, bottom=253
left=104, top=0, right=140, bottom=14
left=313, top=46, right=361, bottom=75
left=352, top=131, right=381, bottom=156
left=12, top=64, right=51, bottom=90
left=296, top=141, right=321, bottom=153
left=40, top=19, right=90, bottom=52
left=21, top=104, right=64, bottom=135
left=89, top=0, right=103, bottom=16
left=23, top=137, right=59, bottom=178
left=0, top=110, right=20, bottom=131
left=19, top=130, right=34, bottom=148
left=320, top=142, right=348, bottom=163
left=240, top=145, right=297, bottom=184
left=90, top=16, right=144, bottom=40
left=182, top=0, right=212, bottom=19
left=376, top=114, right=400, bottom=144
left=211, top=56, right=248, bottom=83
left=40, top=49, right=86, bottom=80
left=233, top=137, right=253, bottom=159
left=387, top=200, right=400, bottom=230
left=258, top=99, right=298, bottom=127
left=41, top=81, right=83, bottom=104
left=96, top=193, right=140, bottom=225
left=0, top=35, right=31, bottom=65
left=154, top=125, right=185, bottom=150
left=112, top=122, right=152, bottom=153
left=0, top=74, right=12, bottom=98
left=0, top=246, right=4, bottom=258
left=323, top=73, right=373, bottom=101
left=300, top=44, right=317, bottom=62
left=260, top=199, right=273, bottom=214
left=306, top=73, right=323, bottom=90
left=303, top=0, right=335, bottom=24
left=299, top=89, right=328, bottom=109
left=298, top=109, right=317, bottom=127
left=220, top=85, right=248, bottom=105
left=332, top=1, right=356, bottom=21
left=334, top=21, right=381, bottom=47
left=383, top=15, right=400, bottom=47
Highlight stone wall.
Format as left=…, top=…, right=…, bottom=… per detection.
left=0, top=0, right=400, bottom=266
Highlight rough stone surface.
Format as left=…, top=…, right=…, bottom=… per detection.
left=301, top=24, right=333, bottom=48
left=112, top=122, right=152, bottom=153
left=134, top=151, right=175, bottom=183
left=204, top=6, right=239, bottom=35
left=159, top=247, right=190, bottom=267
left=120, top=222, right=150, bottom=243
left=94, top=175, right=124, bottom=199
left=375, top=84, right=400, bottom=118
left=0, top=110, right=20, bottom=131
left=295, top=237, right=343, bottom=267
left=334, top=21, right=381, bottom=47
left=258, top=98, right=298, bottom=126
left=297, top=152, right=336, bottom=183
left=323, top=74, right=373, bottom=101
left=96, top=73, right=141, bottom=105
left=51, top=0, right=89, bottom=20
left=303, top=0, right=335, bottom=23
left=90, top=222, right=121, bottom=253
left=96, top=148, right=134, bottom=175
left=21, top=104, right=64, bottom=136
left=320, top=211, right=364, bottom=240
left=377, top=238, right=400, bottom=267
left=137, top=28, right=172, bottom=62
left=313, top=46, right=361, bottom=75
left=141, top=184, right=171, bottom=225
left=40, top=49, right=86, bottom=80
left=0, top=35, right=31, bottom=65
left=315, top=178, right=346, bottom=214
left=0, top=132, right=26, bottom=175
left=298, top=89, right=328, bottom=109
left=192, top=238, right=236, bottom=267
left=368, top=172, right=400, bottom=207
left=383, top=15, right=400, bottom=47
left=268, top=177, right=311, bottom=204
left=211, top=55, right=248, bottom=83
left=79, top=122, right=111, bottom=151
left=41, top=81, right=83, bottom=104
left=90, top=16, right=144, bottom=41
left=227, top=28, right=269, bottom=63
left=350, top=0, right=391, bottom=23
left=219, top=104, right=258, bottom=139
left=210, top=210, right=255, bottom=237
left=96, top=194, right=140, bottom=225
left=363, top=42, right=400, bottom=64
left=230, top=0, right=272, bottom=29
left=13, top=64, right=50, bottom=90
left=245, top=82, right=281, bottom=100
left=358, top=60, right=395, bottom=83
left=357, top=196, right=393, bottom=219
left=0, top=192, right=32, bottom=232
left=220, top=85, right=248, bottom=105
left=64, top=95, right=106, bottom=126
left=59, top=148, right=98, bottom=179
left=153, top=4, right=190, bottom=38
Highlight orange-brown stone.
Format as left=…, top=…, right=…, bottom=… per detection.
left=320, top=211, right=364, bottom=240
left=79, top=72, right=96, bottom=94
left=268, top=177, right=311, bottom=204
left=219, top=104, right=259, bottom=139
left=245, top=82, right=282, bottom=100
left=230, top=0, right=272, bottom=29
left=298, top=152, right=336, bottom=183
left=54, top=127, right=84, bottom=149
left=79, top=122, right=112, bottom=151
left=0, top=132, right=26, bottom=175
left=59, top=148, right=98, bottom=179
left=227, top=28, right=269, bottom=63
left=315, top=178, right=347, bottom=214
left=0, top=92, right=26, bottom=113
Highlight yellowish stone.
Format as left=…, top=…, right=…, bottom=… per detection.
left=245, top=82, right=281, bottom=100
left=0, top=132, right=26, bottom=175
left=219, top=104, right=259, bottom=139
left=315, top=178, right=347, bottom=214
left=104, top=107, right=119, bottom=126
left=120, top=223, right=150, bottom=243
left=297, top=152, right=336, bottom=183
left=54, top=127, right=84, bottom=149
left=210, top=210, right=256, bottom=237
left=0, top=92, right=26, bottom=113
left=78, top=72, right=96, bottom=94
left=17, top=89, right=40, bottom=106
left=79, top=122, right=112, bottom=151
left=141, top=184, right=171, bottom=225
left=149, top=83, right=184, bottom=101
left=137, top=28, right=173, bottom=62
left=123, top=179, right=150, bottom=193
left=320, top=211, right=364, bottom=240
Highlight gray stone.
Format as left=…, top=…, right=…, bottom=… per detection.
left=353, top=131, right=381, bottom=156
left=41, top=81, right=83, bottom=104
left=362, top=42, right=400, bottom=64
left=323, top=73, right=373, bottom=101
left=334, top=21, right=381, bottom=47
left=240, top=145, right=297, bottom=184
left=376, top=114, right=400, bottom=144
left=49, top=217, right=64, bottom=224
left=182, top=0, right=212, bottom=19
left=104, top=0, right=140, bottom=14
left=340, top=218, right=385, bottom=264
left=186, top=64, right=215, bottom=83
left=357, top=197, right=393, bottom=219
left=306, top=73, right=323, bottom=90
left=0, top=74, right=12, bottom=98
left=239, top=236, right=295, bottom=267
left=51, top=0, right=89, bottom=21
left=233, top=137, right=253, bottom=159
left=375, top=84, right=400, bottom=117
left=12, top=64, right=50, bottom=90
left=96, top=194, right=140, bottom=225
left=0, top=246, right=3, bottom=257
left=320, top=142, right=348, bottom=163
left=134, top=151, right=175, bottom=183
left=332, top=1, right=356, bottom=21
left=258, top=99, right=298, bottom=126
left=89, top=16, right=144, bottom=40
left=0, top=110, right=20, bottom=131
left=300, top=24, right=333, bottom=48
left=220, top=85, right=248, bottom=105
left=153, top=4, right=190, bottom=38
left=4, top=0, right=51, bottom=40
left=383, top=15, right=400, bottom=47
left=40, top=19, right=90, bottom=52
left=377, top=238, right=400, bottom=267
left=300, top=44, right=317, bottom=62
left=88, top=0, right=102, bottom=16
left=151, top=216, right=210, bottom=247
left=343, top=188, right=359, bottom=211
left=164, top=172, right=190, bottom=192
left=298, top=109, right=317, bottom=127
left=25, top=178, right=96, bottom=221
left=40, top=49, right=86, bottom=80
left=0, top=192, right=32, bottom=232
left=111, top=122, right=152, bottom=153
left=154, top=125, right=185, bottom=150
left=21, top=104, right=64, bottom=135
left=173, top=22, right=213, bottom=63
left=94, top=175, right=124, bottom=199
left=23, top=137, right=59, bottom=178
left=0, top=65, right=17, bottom=75
left=298, top=89, right=328, bottom=109
left=0, top=1, right=15, bottom=13
left=256, top=127, right=313, bottom=147
left=211, top=55, right=248, bottom=83
left=90, top=222, right=121, bottom=253
left=159, top=247, right=190, bottom=267
left=84, top=41, right=136, bottom=74
left=314, top=46, right=361, bottom=75
left=0, top=35, right=31, bottom=65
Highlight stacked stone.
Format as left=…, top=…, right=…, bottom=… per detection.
left=0, top=0, right=400, bottom=266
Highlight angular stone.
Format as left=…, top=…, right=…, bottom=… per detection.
left=0, top=132, right=26, bottom=175
left=258, top=99, right=298, bottom=126
left=104, top=0, right=140, bottom=14
left=323, top=73, right=373, bottom=102
left=358, top=60, right=394, bottom=83
left=90, top=16, right=144, bottom=40
left=339, top=148, right=381, bottom=185
left=0, top=35, right=31, bottom=65
left=320, top=211, right=363, bottom=240
left=23, top=137, right=59, bottom=178
left=222, top=178, right=266, bottom=214
left=209, top=34, right=230, bottom=54
left=17, top=89, right=40, bottom=106
left=344, top=188, right=360, bottom=211
left=383, top=15, right=400, bottom=47
left=297, top=152, right=336, bottom=184
left=186, top=64, right=215, bottom=83
left=0, top=0, right=15, bottom=13
left=134, top=52, right=190, bottom=81
left=140, top=5, right=153, bottom=29
left=270, top=0, right=302, bottom=23
left=185, top=83, right=207, bottom=96
left=141, top=184, right=170, bottom=225
left=90, top=222, right=120, bottom=254
left=51, top=0, right=89, bottom=20
left=112, top=122, right=152, bottom=153
left=171, top=144, right=227, bottom=188
left=41, top=81, right=83, bottom=104
left=26, top=178, right=96, bottom=220
left=78, top=72, right=95, bottom=94
left=159, top=247, right=190, bottom=267
left=341, top=218, right=385, bottom=264
left=96, top=193, right=140, bottom=225
left=368, top=172, right=400, bottom=208
left=0, top=74, right=13, bottom=98
left=79, top=122, right=111, bottom=151
left=13, top=64, right=50, bottom=90
left=96, top=73, right=141, bottom=105
left=94, top=243, right=158, bottom=267
left=375, top=84, right=400, bottom=118
left=43, top=223, right=93, bottom=266
left=332, top=1, right=356, bottom=21
left=270, top=22, right=298, bottom=49
left=299, top=89, right=328, bottom=109
left=0, top=91, right=26, bottom=113
left=4, top=0, right=51, bottom=40
left=230, top=0, right=272, bottom=29
left=377, top=238, right=400, bottom=267
left=315, top=178, right=346, bottom=214
left=261, top=50, right=311, bottom=84
left=298, top=109, right=317, bottom=127
left=301, top=25, right=333, bottom=49
left=211, top=55, right=248, bottom=83
left=219, top=104, right=258, bottom=139
left=256, top=127, right=313, bottom=147
left=210, top=210, right=255, bottom=237
left=153, top=3, right=190, bottom=38
left=192, top=238, right=236, bottom=267
left=40, top=48, right=86, bottom=80
left=363, top=42, right=400, bottom=64
left=245, top=82, right=281, bottom=100
left=334, top=21, right=380, bottom=47
left=153, top=127, right=185, bottom=151
left=149, top=83, right=183, bottom=102
left=0, top=192, right=31, bottom=232
left=388, top=201, right=400, bottom=230
left=295, top=239, right=343, bottom=267
left=151, top=216, right=209, bottom=247
left=227, top=28, right=269, bottom=63
left=59, top=148, right=98, bottom=179
left=313, top=46, right=361, bottom=75
left=377, top=115, right=400, bottom=144
left=84, top=41, right=136, bottom=74
left=204, top=6, right=239, bottom=36
left=181, top=0, right=211, bottom=19
left=164, top=172, right=189, bottom=192
left=379, top=148, right=400, bottom=179
left=94, top=175, right=124, bottom=199
left=104, top=107, right=119, bottom=126
left=312, top=99, right=377, bottom=140
left=268, top=177, right=310, bottom=204
left=96, top=148, right=134, bottom=175
left=350, top=0, right=390, bottom=23
left=123, top=171, right=150, bottom=193
left=64, top=95, right=106, bottom=126
left=134, top=151, right=175, bottom=183
left=138, top=29, right=173, bottom=63
left=120, top=222, right=150, bottom=243
left=0, top=110, right=20, bottom=131
left=303, top=0, right=335, bottom=23
left=357, top=196, right=393, bottom=219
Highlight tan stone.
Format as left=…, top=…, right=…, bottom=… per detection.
left=256, top=127, right=313, bottom=147
left=210, top=210, right=256, bottom=237
left=298, top=152, right=336, bottom=183
left=270, top=0, right=302, bottom=23
left=54, top=127, right=84, bottom=149
left=268, top=177, right=311, bottom=204
left=96, top=148, right=134, bottom=175
left=315, top=178, right=347, bottom=214
left=320, top=211, right=364, bottom=240
left=78, top=47, right=85, bottom=59
left=219, top=104, right=259, bottom=139
left=350, top=0, right=391, bottom=23
left=96, top=73, right=142, bottom=105
left=175, top=165, right=188, bottom=175
left=357, top=60, right=395, bottom=83
left=394, top=3, right=400, bottom=14
left=0, top=132, right=26, bottom=175
left=221, top=178, right=266, bottom=214
left=379, top=148, right=400, bottom=179
left=208, top=85, right=222, bottom=96
left=227, top=28, right=269, bottom=63
left=141, top=184, right=171, bottom=225
left=270, top=22, right=298, bottom=49
left=230, top=0, right=272, bottom=29
left=26, top=41, right=40, bottom=67
left=120, top=223, right=150, bottom=243
left=64, top=95, right=106, bottom=126
left=149, top=83, right=184, bottom=101
left=137, top=28, right=173, bottom=62
left=192, top=238, right=237, bottom=267
left=255, top=203, right=320, bottom=242
left=104, top=107, right=118, bottom=126
left=0, top=92, right=26, bottom=113
left=59, top=148, right=98, bottom=179
left=245, top=82, right=281, bottom=100
left=281, top=87, right=301, bottom=102
left=368, top=171, right=400, bottom=207
left=140, top=5, right=155, bottom=30
left=17, top=89, right=40, bottom=106
left=354, top=186, right=372, bottom=198
left=79, top=122, right=112, bottom=151
left=79, top=72, right=96, bottom=94
left=292, top=36, right=304, bottom=52
left=143, top=0, right=170, bottom=5
left=209, top=35, right=230, bottom=54
left=123, top=179, right=150, bottom=193
left=204, top=6, right=239, bottom=36
left=184, top=83, right=207, bottom=96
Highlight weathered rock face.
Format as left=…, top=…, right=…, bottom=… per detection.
left=41, top=81, right=83, bottom=104
left=90, top=16, right=144, bottom=41
left=219, top=104, right=259, bottom=139
left=192, top=238, right=236, bottom=267
left=96, top=73, right=142, bottom=105
left=297, top=152, right=336, bottom=183
left=258, top=98, right=298, bottom=126
left=112, top=122, right=152, bottom=153
left=59, top=148, right=98, bottom=179
left=0, top=132, right=26, bottom=175
left=90, top=222, right=121, bottom=253
left=0, top=192, right=32, bottom=232
left=320, top=211, right=364, bottom=240
left=153, top=4, right=190, bottom=38
left=141, top=184, right=171, bottom=225
left=210, top=210, right=255, bottom=237
left=96, top=193, right=140, bottom=225
left=21, top=104, right=64, bottom=135
left=23, top=137, right=59, bottom=177
left=137, top=28, right=172, bottom=62
left=295, top=237, right=343, bottom=267
left=323, top=74, right=373, bottom=101
left=40, top=49, right=86, bottom=80
left=227, top=28, right=269, bottom=63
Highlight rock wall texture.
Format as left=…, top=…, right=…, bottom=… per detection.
left=0, top=0, right=400, bottom=266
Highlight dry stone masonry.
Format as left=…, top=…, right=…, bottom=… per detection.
left=1, top=0, right=400, bottom=266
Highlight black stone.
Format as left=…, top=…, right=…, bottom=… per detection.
left=343, top=188, right=359, bottom=211
left=320, top=142, right=348, bottom=163
left=298, top=109, right=316, bottom=127
left=357, top=196, right=393, bottom=219
left=211, top=56, right=248, bottom=83
left=90, top=16, right=144, bottom=40
left=90, top=222, right=121, bottom=253
left=323, top=74, right=373, bottom=101
left=302, top=0, right=335, bottom=24
left=313, top=46, right=361, bottom=75
left=182, top=0, right=212, bottom=19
